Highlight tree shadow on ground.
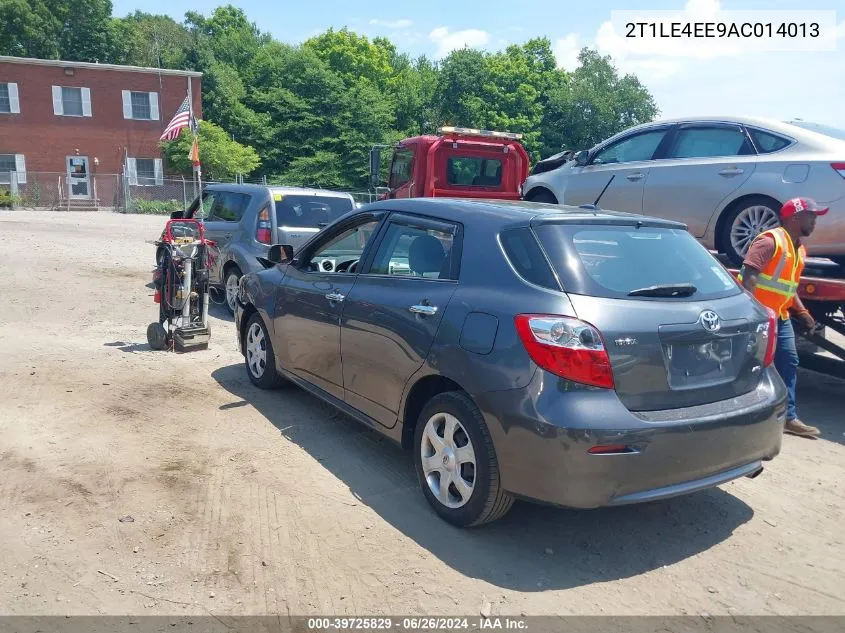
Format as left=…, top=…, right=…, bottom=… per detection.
left=211, top=363, right=756, bottom=592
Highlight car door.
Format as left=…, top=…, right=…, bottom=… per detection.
left=340, top=213, right=461, bottom=428
left=273, top=213, right=384, bottom=401
left=562, top=127, right=671, bottom=212
left=387, top=147, right=415, bottom=199
left=642, top=123, right=758, bottom=237
left=204, top=190, right=249, bottom=246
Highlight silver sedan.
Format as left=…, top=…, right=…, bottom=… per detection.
left=522, top=116, right=845, bottom=266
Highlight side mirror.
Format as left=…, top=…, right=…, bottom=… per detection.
left=269, top=244, right=294, bottom=264
left=574, top=150, right=590, bottom=166
left=369, top=147, right=382, bottom=189
left=257, top=244, right=294, bottom=269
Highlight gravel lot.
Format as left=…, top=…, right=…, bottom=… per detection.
left=0, top=210, right=843, bottom=617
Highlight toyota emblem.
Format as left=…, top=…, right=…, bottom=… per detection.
left=699, top=310, right=721, bottom=332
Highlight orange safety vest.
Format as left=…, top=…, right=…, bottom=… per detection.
left=738, top=227, right=806, bottom=319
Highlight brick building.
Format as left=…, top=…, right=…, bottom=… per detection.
left=0, top=55, right=202, bottom=209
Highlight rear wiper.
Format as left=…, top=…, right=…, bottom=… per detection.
left=627, top=283, right=697, bottom=297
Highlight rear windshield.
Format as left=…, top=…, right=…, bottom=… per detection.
left=275, top=194, right=354, bottom=228
left=534, top=223, right=741, bottom=300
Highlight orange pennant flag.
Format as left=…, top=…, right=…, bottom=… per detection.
left=189, top=136, right=200, bottom=167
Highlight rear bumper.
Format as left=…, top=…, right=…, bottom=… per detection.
left=474, top=367, right=786, bottom=509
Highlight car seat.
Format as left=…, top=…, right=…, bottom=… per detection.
left=408, top=235, right=446, bottom=278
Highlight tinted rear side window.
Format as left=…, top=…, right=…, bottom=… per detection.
left=500, top=227, right=559, bottom=290
left=749, top=128, right=792, bottom=153
left=534, top=224, right=741, bottom=300
left=275, top=195, right=354, bottom=228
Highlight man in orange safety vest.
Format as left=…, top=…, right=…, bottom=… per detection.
left=738, top=197, right=828, bottom=438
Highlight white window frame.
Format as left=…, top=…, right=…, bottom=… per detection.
left=126, top=157, right=163, bottom=186
left=0, top=154, right=25, bottom=184
left=122, top=90, right=159, bottom=121
left=0, top=82, right=20, bottom=114
left=52, top=85, right=92, bottom=117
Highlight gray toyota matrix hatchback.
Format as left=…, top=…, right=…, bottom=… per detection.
left=235, top=198, right=786, bottom=527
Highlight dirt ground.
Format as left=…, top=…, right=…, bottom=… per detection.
left=0, top=209, right=843, bottom=618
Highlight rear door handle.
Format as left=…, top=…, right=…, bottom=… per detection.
left=626, top=172, right=645, bottom=182
left=410, top=304, right=438, bottom=316
left=325, top=292, right=345, bottom=302
left=718, top=168, right=744, bottom=177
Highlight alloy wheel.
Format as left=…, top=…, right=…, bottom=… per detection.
left=245, top=322, right=266, bottom=378
left=225, top=272, right=240, bottom=312
left=420, top=412, right=477, bottom=509
left=730, top=205, right=780, bottom=258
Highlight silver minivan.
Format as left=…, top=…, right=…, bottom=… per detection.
left=163, top=184, right=356, bottom=313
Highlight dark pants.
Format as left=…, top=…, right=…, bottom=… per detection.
left=774, top=317, right=799, bottom=421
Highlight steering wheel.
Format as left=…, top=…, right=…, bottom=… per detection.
left=336, top=258, right=359, bottom=273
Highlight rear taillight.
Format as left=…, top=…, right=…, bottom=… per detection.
left=514, top=314, right=614, bottom=389
left=761, top=307, right=777, bottom=367
left=831, top=162, right=845, bottom=179
left=256, top=206, right=271, bottom=244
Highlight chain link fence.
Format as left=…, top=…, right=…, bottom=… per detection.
left=1, top=171, right=377, bottom=212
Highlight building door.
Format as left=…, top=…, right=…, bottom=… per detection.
left=66, top=156, right=90, bottom=199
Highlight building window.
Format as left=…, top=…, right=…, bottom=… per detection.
left=0, top=83, right=20, bottom=114
left=126, top=157, right=163, bottom=186
left=136, top=159, right=156, bottom=185
left=52, top=86, right=92, bottom=117
left=122, top=90, right=159, bottom=120
left=62, top=87, right=83, bottom=116
left=0, top=154, right=26, bottom=184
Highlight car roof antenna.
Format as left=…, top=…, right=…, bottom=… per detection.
left=579, top=175, right=615, bottom=213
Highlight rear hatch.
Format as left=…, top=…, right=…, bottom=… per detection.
left=272, top=193, right=355, bottom=251
left=533, top=220, right=772, bottom=411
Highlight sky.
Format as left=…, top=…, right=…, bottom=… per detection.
left=111, top=0, right=845, bottom=129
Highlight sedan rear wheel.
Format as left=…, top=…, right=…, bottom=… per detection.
left=414, top=391, right=513, bottom=527
left=723, top=197, right=781, bottom=265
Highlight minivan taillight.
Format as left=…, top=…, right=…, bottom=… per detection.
left=256, top=206, right=271, bottom=244
left=515, top=314, right=614, bottom=389
left=762, top=307, right=777, bottom=367
left=831, top=162, right=845, bottom=179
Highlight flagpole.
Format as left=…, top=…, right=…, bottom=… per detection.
left=187, top=76, right=201, bottom=201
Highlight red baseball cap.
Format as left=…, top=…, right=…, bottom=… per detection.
left=781, top=197, right=829, bottom=219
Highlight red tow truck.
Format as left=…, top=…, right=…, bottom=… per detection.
left=369, top=126, right=530, bottom=200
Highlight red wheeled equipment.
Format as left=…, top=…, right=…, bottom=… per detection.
left=148, top=219, right=214, bottom=352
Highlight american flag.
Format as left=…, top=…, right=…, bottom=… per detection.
left=159, top=95, right=193, bottom=141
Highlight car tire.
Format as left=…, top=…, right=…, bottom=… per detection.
left=244, top=313, right=283, bottom=389
left=525, top=188, right=558, bottom=204
left=224, top=266, right=242, bottom=316
left=721, top=196, right=781, bottom=266
left=413, top=391, right=514, bottom=527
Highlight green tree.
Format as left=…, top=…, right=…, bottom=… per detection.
left=117, top=12, right=190, bottom=68
left=0, top=0, right=61, bottom=58
left=161, top=120, right=261, bottom=181
left=0, top=0, right=123, bottom=62
left=540, top=48, right=658, bottom=156
left=304, top=28, right=394, bottom=90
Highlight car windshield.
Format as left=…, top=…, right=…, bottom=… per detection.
left=275, top=194, right=354, bottom=228
left=785, top=121, right=845, bottom=142
left=534, top=223, right=742, bottom=300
